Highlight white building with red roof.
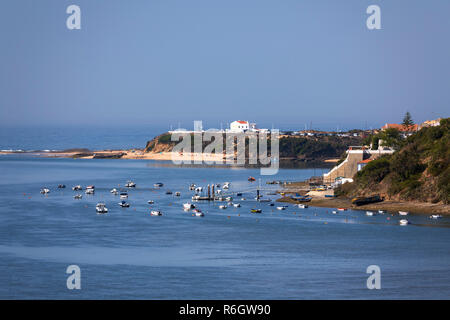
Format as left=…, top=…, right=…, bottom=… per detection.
left=230, top=120, right=250, bottom=132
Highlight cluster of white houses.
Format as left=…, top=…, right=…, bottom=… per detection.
left=169, top=120, right=270, bottom=134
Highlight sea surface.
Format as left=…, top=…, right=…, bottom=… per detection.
left=0, top=156, right=449, bottom=299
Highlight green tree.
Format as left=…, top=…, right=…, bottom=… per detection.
left=402, top=111, right=414, bottom=130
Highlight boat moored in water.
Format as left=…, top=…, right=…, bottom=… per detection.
left=119, top=201, right=130, bottom=208
left=150, top=210, right=162, bottom=216
left=430, top=214, right=442, bottom=219
left=183, top=203, right=195, bottom=210
left=399, top=211, right=409, bottom=216
left=72, top=185, right=82, bottom=191
left=251, top=209, right=262, bottom=213
left=40, top=188, right=50, bottom=194
left=298, top=204, right=308, bottom=209
left=120, top=192, right=128, bottom=199
left=96, top=203, right=108, bottom=214
left=73, top=194, right=82, bottom=199
left=154, top=183, right=164, bottom=188
left=58, top=184, right=66, bottom=189
left=125, top=181, right=136, bottom=188
left=399, top=219, right=409, bottom=226
left=366, top=211, right=375, bottom=216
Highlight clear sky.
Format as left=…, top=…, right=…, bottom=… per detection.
left=0, top=0, right=449, bottom=131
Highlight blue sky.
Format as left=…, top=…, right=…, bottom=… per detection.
left=0, top=0, right=449, bottom=131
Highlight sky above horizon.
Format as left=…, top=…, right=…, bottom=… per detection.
left=0, top=0, right=449, bottom=131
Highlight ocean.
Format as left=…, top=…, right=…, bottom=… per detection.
left=0, top=156, right=449, bottom=299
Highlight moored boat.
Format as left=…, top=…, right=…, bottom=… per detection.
left=183, top=203, right=195, bottom=210
left=96, top=203, right=108, bottom=214
left=150, top=210, right=162, bottom=216
left=73, top=194, right=82, bottom=199
left=399, top=211, right=409, bottom=216
left=72, top=185, right=82, bottom=191
left=219, top=205, right=227, bottom=209
left=277, top=206, right=287, bottom=210
left=119, top=201, right=130, bottom=208
left=154, top=183, right=164, bottom=188
left=366, top=211, right=375, bottom=216
left=120, top=192, right=128, bottom=199
left=40, top=188, right=50, bottom=194
left=125, top=181, right=136, bottom=188
left=233, top=203, right=241, bottom=208
left=430, top=214, right=442, bottom=219
left=399, top=219, right=409, bottom=226
left=298, top=204, right=308, bottom=209
left=251, top=208, right=262, bottom=213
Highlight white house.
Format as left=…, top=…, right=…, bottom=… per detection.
left=230, top=120, right=250, bottom=132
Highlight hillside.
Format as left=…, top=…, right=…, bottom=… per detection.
left=337, top=118, right=450, bottom=204
left=144, top=133, right=362, bottom=166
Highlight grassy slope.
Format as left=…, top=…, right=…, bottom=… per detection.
left=337, top=118, right=450, bottom=204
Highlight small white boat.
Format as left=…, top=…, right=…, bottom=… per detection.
left=58, top=184, right=66, bottom=189
left=378, top=210, right=386, bottom=214
left=332, top=210, right=337, bottom=214
left=241, top=198, right=246, bottom=201
left=233, top=203, right=241, bottom=208
left=119, top=201, right=130, bottom=208
left=225, top=196, right=233, bottom=202
left=154, top=183, right=164, bottom=188
left=183, top=203, right=195, bottom=210
left=298, top=204, right=308, bottom=209
left=85, top=188, right=95, bottom=194
left=72, top=185, right=82, bottom=191
left=73, top=194, right=82, bottom=199
left=193, top=209, right=204, bottom=217
left=430, top=214, right=442, bottom=219
left=120, top=192, right=128, bottom=199
left=96, top=203, right=108, bottom=214
left=175, top=192, right=181, bottom=196
left=150, top=210, right=162, bottom=216
left=86, top=185, right=95, bottom=190
left=147, top=200, right=154, bottom=204
left=277, top=206, right=287, bottom=210
left=125, top=181, right=136, bottom=188
left=366, top=211, right=375, bottom=216
left=40, top=188, right=50, bottom=194
left=399, top=219, right=409, bottom=226
left=110, top=188, right=118, bottom=193
left=219, top=205, right=227, bottom=209
left=399, top=211, right=409, bottom=216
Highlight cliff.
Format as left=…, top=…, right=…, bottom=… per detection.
left=337, top=118, right=450, bottom=204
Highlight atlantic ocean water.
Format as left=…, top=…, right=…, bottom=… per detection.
left=0, top=156, right=449, bottom=299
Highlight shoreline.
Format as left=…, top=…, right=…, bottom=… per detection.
left=277, top=194, right=450, bottom=215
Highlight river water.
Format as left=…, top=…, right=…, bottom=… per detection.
left=0, top=156, right=449, bottom=299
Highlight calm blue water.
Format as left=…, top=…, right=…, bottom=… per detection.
left=0, top=126, right=164, bottom=151
left=0, top=156, right=449, bottom=299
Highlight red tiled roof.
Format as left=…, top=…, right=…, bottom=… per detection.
left=236, top=120, right=248, bottom=124
left=381, top=123, right=418, bottom=132
left=358, top=159, right=372, bottom=164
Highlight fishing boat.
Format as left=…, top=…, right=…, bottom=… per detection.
left=366, top=211, right=375, bottom=216
left=147, top=200, right=154, bottom=204
left=430, top=215, right=442, bottom=219
left=292, top=196, right=312, bottom=203
left=277, top=206, right=287, bottom=210
left=110, top=188, right=118, bottom=193
left=86, top=185, right=95, bottom=190
left=251, top=209, right=262, bottom=213
left=236, top=192, right=243, bottom=196
left=85, top=188, right=95, bottom=194
left=183, top=203, right=195, bottom=210
left=268, top=203, right=274, bottom=206
left=378, top=210, right=386, bottom=214
left=154, top=183, right=164, bottom=188
left=193, top=209, right=204, bottom=217
left=219, top=205, right=227, bottom=209
left=120, top=192, right=128, bottom=199
left=399, top=219, right=409, bottom=226
left=72, top=185, right=82, bottom=191
left=96, top=203, right=108, bottom=214
left=225, top=196, right=233, bottom=202
left=165, top=191, right=173, bottom=195
left=337, top=208, right=347, bottom=211
left=241, top=197, right=246, bottom=201
left=298, top=204, right=308, bottom=209
left=150, top=210, right=162, bottom=216
left=40, top=188, right=50, bottom=194
left=175, top=192, right=181, bottom=196
left=248, top=176, right=256, bottom=182
left=399, top=211, right=409, bottom=216
left=125, top=181, right=136, bottom=188
left=332, top=210, right=337, bottom=214
left=58, top=184, right=66, bottom=189
left=73, top=194, right=82, bottom=199
left=233, top=203, right=241, bottom=208
left=119, top=201, right=130, bottom=208
left=189, top=184, right=196, bottom=190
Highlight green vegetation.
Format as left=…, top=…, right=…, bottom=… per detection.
left=402, top=111, right=415, bottom=131
left=338, top=118, right=450, bottom=204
